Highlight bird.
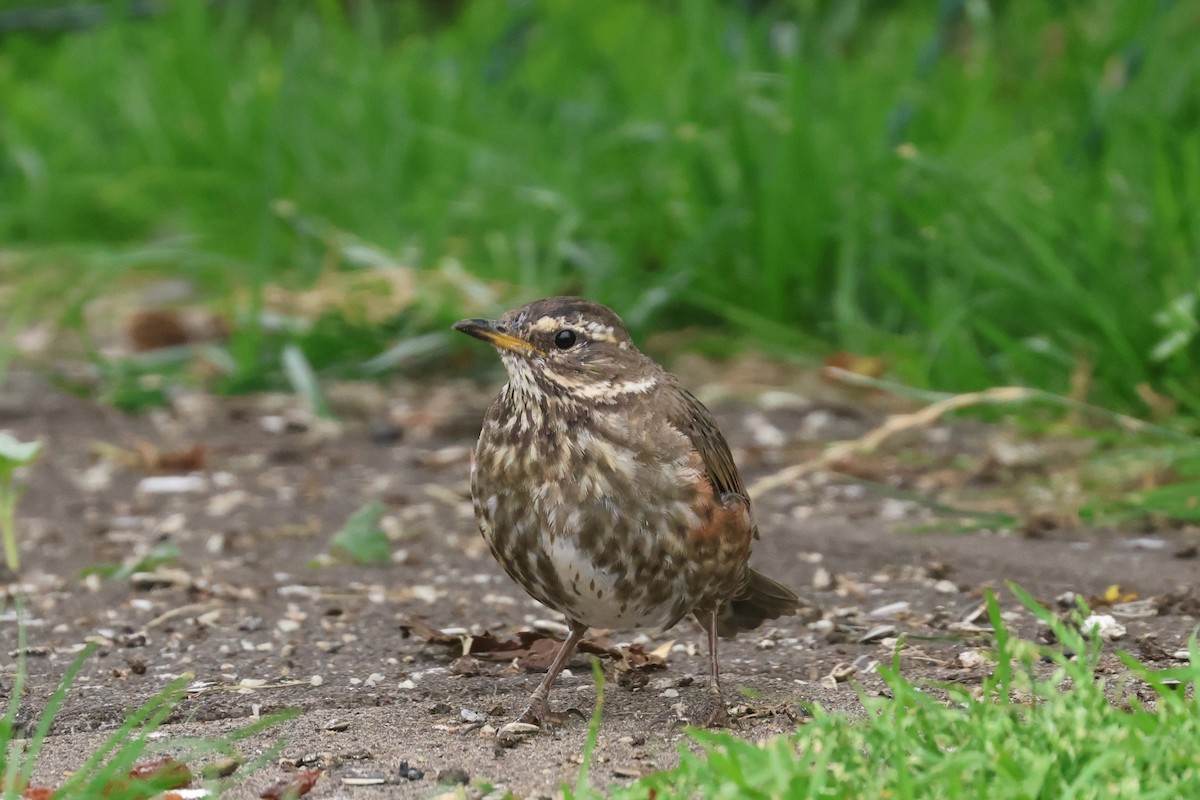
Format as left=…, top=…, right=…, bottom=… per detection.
left=453, top=296, right=800, bottom=728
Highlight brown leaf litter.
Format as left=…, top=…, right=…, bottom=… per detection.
left=400, top=618, right=668, bottom=674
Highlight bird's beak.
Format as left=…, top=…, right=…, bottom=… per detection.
left=452, top=318, right=544, bottom=356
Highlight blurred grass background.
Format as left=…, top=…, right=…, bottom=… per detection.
left=1, top=0, right=1199, bottom=414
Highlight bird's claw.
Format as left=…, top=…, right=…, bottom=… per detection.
left=695, top=694, right=738, bottom=729
left=514, top=701, right=587, bottom=730
left=660, top=693, right=738, bottom=731
left=497, top=705, right=584, bottom=749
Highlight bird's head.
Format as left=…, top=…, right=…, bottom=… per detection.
left=453, top=296, right=659, bottom=403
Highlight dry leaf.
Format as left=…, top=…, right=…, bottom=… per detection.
left=92, top=440, right=206, bottom=474
left=127, top=308, right=230, bottom=352
left=400, top=619, right=668, bottom=674
left=1089, top=584, right=1138, bottom=607
left=126, top=756, right=193, bottom=790
left=260, top=769, right=322, bottom=800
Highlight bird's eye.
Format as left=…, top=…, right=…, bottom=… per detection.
left=554, top=329, right=577, bottom=350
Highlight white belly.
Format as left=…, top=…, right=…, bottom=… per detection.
left=542, top=535, right=688, bottom=630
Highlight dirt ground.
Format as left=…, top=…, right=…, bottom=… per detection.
left=1, top=364, right=1197, bottom=799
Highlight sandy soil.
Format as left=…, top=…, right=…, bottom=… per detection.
left=1, top=368, right=1196, bottom=799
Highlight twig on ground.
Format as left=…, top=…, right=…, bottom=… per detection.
left=749, top=385, right=1040, bottom=499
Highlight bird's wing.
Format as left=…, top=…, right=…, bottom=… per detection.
left=664, top=383, right=747, bottom=500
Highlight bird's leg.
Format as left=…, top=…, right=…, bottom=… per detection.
left=694, top=607, right=733, bottom=728
left=515, top=619, right=589, bottom=729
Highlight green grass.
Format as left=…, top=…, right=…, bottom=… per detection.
left=572, top=586, right=1200, bottom=799
left=2, top=1, right=1200, bottom=413
left=1, top=601, right=296, bottom=798
left=0, top=433, right=40, bottom=573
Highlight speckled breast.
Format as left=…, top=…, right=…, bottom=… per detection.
left=470, top=393, right=747, bottom=631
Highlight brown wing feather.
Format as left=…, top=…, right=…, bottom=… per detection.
left=664, top=384, right=746, bottom=500
left=663, top=379, right=802, bottom=635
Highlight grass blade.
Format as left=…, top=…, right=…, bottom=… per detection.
left=14, top=643, right=98, bottom=792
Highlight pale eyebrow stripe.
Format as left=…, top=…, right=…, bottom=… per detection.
left=530, top=317, right=561, bottom=332
left=531, top=316, right=620, bottom=342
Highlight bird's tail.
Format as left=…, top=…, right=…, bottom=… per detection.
left=715, top=568, right=803, bottom=638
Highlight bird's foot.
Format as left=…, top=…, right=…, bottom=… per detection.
left=694, top=692, right=737, bottom=729
left=496, top=702, right=586, bottom=749
left=514, top=698, right=587, bottom=730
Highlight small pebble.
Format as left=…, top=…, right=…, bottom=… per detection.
left=397, top=760, right=424, bottom=781
left=851, top=654, right=878, bottom=673
left=878, top=498, right=913, bottom=520
left=1082, top=614, right=1126, bottom=641
left=130, top=569, right=192, bottom=591
left=1055, top=591, right=1077, bottom=609
left=324, top=718, right=349, bottom=732
left=118, top=632, right=147, bottom=648
left=498, top=722, right=539, bottom=737
left=812, top=567, right=833, bottom=590
left=933, top=580, right=958, bottom=594
left=437, top=767, right=470, bottom=785
left=369, top=420, right=404, bottom=445
left=858, top=625, right=896, bottom=643
left=958, top=650, right=989, bottom=668
left=829, top=663, right=857, bottom=682
left=869, top=601, right=911, bottom=619
left=206, top=490, right=247, bottom=517
left=1125, top=537, right=1167, bottom=550
left=136, top=475, right=206, bottom=494
left=196, top=610, right=221, bottom=627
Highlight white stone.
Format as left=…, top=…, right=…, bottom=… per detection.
left=869, top=601, right=911, bottom=619
left=1082, top=614, right=1126, bottom=641
left=137, top=475, right=206, bottom=494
